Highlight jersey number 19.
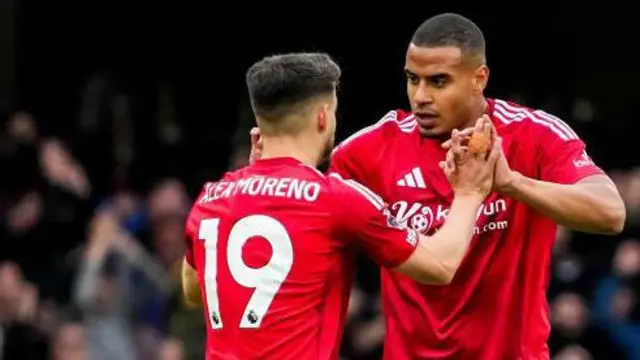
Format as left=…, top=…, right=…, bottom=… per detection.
left=198, top=215, right=294, bottom=329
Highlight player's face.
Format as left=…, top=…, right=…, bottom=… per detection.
left=405, top=44, right=488, bottom=138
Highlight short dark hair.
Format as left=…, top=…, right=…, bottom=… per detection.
left=411, top=13, right=485, bottom=61
left=246, top=52, right=341, bottom=127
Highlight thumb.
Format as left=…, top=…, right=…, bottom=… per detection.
left=487, top=137, right=503, bottom=163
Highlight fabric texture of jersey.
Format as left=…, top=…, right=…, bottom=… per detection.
left=330, top=98, right=604, bottom=360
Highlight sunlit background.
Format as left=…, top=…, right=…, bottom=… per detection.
left=1, top=2, right=639, bottom=359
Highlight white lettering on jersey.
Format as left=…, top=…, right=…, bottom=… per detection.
left=573, top=150, right=595, bottom=168
left=200, top=176, right=321, bottom=203
left=390, top=198, right=509, bottom=235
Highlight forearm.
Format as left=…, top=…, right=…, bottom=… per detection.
left=423, top=193, right=484, bottom=278
left=74, top=260, right=103, bottom=308
left=502, top=173, right=625, bottom=234
left=182, top=259, right=202, bottom=307
left=120, top=236, right=172, bottom=294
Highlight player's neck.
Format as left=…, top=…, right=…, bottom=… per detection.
left=461, top=97, right=488, bottom=129
left=259, top=135, right=319, bottom=167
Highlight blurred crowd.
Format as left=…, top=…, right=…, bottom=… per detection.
left=1, top=96, right=640, bottom=360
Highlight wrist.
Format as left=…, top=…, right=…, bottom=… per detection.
left=453, top=189, right=486, bottom=205
left=499, top=171, right=524, bottom=196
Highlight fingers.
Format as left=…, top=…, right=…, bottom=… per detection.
left=473, top=116, right=485, bottom=134
left=482, top=118, right=491, bottom=137
left=249, top=127, right=264, bottom=165
left=439, top=149, right=456, bottom=170
left=446, top=148, right=455, bottom=168
left=487, top=137, right=503, bottom=164
left=439, top=159, right=454, bottom=179
left=442, top=127, right=474, bottom=149
left=250, top=127, right=260, bottom=147
left=451, top=129, right=460, bottom=148
left=451, top=129, right=469, bottom=162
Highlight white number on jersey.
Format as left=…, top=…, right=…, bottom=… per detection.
left=198, top=215, right=294, bottom=329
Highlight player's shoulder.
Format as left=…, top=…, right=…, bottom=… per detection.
left=187, top=168, right=245, bottom=218
left=489, top=97, right=580, bottom=142
left=333, top=109, right=416, bottom=154
left=325, top=172, right=386, bottom=211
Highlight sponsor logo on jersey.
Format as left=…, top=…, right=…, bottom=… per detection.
left=389, top=198, right=509, bottom=235
left=405, top=229, right=418, bottom=246
left=573, top=150, right=595, bottom=168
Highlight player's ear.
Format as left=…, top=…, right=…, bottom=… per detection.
left=472, top=65, right=489, bottom=94
left=316, top=103, right=329, bottom=133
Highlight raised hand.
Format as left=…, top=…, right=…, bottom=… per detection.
left=439, top=116, right=501, bottom=198
left=442, top=116, right=518, bottom=193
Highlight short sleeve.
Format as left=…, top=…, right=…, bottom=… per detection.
left=183, top=183, right=213, bottom=269
left=329, top=110, right=400, bottom=182
left=329, top=143, right=367, bottom=182
left=329, top=174, right=418, bottom=268
left=536, top=115, right=604, bottom=184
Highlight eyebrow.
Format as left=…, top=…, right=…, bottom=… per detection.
left=405, top=70, right=451, bottom=79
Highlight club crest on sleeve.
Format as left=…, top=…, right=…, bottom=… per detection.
left=406, top=229, right=418, bottom=246
left=383, top=208, right=406, bottom=230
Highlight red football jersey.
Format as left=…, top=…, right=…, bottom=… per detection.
left=184, top=157, right=418, bottom=360
left=330, top=98, right=604, bottom=360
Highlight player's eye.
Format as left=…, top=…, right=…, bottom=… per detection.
left=405, top=71, right=419, bottom=85
left=429, top=76, right=448, bottom=88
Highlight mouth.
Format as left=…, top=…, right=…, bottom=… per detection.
left=414, top=112, right=439, bottom=127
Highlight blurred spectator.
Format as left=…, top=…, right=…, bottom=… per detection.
left=1, top=112, right=92, bottom=304
left=553, top=345, right=594, bottom=360
left=591, top=239, right=640, bottom=359
left=0, top=61, right=638, bottom=360
left=0, top=262, right=48, bottom=360
left=549, top=292, right=625, bottom=359
left=158, top=337, right=184, bottom=360
left=50, top=319, right=89, bottom=360
left=72, top=211, right=173, bottom=360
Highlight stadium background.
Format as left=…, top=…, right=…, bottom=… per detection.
left=1, top=1, right=639, bottom=359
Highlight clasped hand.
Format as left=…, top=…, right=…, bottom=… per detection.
left=439, top=115, right=502, bottom=198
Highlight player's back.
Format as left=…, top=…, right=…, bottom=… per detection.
left=186, top=157, right=354, bottom=360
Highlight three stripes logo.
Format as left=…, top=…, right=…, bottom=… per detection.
left=397, top=167, right=426, bottom=189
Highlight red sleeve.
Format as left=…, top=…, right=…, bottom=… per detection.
left=183, top=182, right=214, bottom=268
left=329, top=110, right=402, bottom=181
left=329, top=142, right=368, bottom=182
left=329, top=174, right=418, bottom=268
left=536, top=116, right=604, bottom=184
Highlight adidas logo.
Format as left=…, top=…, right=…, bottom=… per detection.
left=397, top=167, right=426, bottom=189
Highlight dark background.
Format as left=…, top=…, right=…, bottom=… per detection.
left=0, top=1, right=639, bottom=359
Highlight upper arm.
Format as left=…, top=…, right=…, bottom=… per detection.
left=182, top=190, right=207, bottom=307
left=330, top=140, right=368, bottom=182
left=329, top=181, right=452, bottom=284
left=330, top=175, right=418, bottom=268
left=184, top=212, right=197, bottom=269
left=534, top=110, right=605, bottom=184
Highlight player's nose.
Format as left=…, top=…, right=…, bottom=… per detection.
left=412, top=83, right=434, bottom=105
